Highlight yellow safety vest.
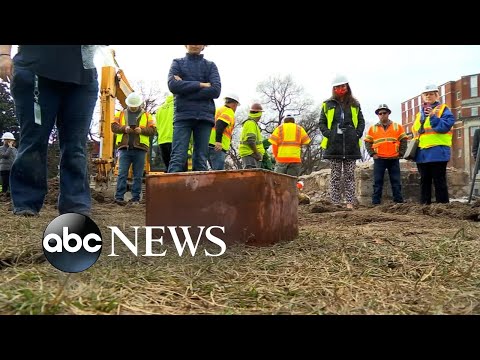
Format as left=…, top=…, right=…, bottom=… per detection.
left=320, top=103, right=360, bottom=149
left=116, top=111, right=151, bottom=147
left=412, top=104, right=452, bottom=148
left=209, top=105, right=235, bottom=151
left=239, top=119, right=265, bottom=157
left=269, top=123, right=311, bottom=163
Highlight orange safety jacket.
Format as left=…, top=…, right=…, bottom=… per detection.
left=269, top=123, right=311, bottom=163
left=364, top=121, right=407, bottom=158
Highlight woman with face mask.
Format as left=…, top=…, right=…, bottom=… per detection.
left=319, top=74, right=366, bottom=209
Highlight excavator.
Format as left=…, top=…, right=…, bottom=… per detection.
left=92, top=52, right=165, bottom=191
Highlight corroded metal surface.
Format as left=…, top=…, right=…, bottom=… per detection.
left=146, top=169, right=298, bottom=246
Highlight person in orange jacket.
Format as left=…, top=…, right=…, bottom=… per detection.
left=364, top=104, right=408, bottom=205
left=269, top=114, right=311, bottom=177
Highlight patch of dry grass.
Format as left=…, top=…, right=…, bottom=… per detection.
left=0, top=201, right=479, bottom=314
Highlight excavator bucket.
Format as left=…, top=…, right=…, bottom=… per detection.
left=145, top=169, right=298, bottom=247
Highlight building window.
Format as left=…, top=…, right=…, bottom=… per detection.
left=411, top=99, right=414, bottom=109
left=442, top=95, right=446, bottom=104
left=471, top=75, right=478, bottom=97
left=456, top=91, right=461, bottom=100
left=458, top=149, right=462, bottom=158
left=470, top=126, right=479, bottom=136
left=457, top=129, right=462, bottom=139
left=458, top=109, right=462, bottom=119
left=472, top=107, right=478, bottom=117
left=406, top=108, right=409, bottom=120
left=418, top=96, right=422, bottom=111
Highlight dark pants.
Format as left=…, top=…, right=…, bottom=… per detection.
left=0, top=170, right=10, bottom=193
left=372, top=158, right=403, bottom=204
left=416, top=161, right=449, bottom=204
left=160, top=143, right=172, bottom=170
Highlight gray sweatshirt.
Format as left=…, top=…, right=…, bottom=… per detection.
left=0, top=145, right=17, bottom=171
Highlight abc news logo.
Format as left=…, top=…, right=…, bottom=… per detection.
left=42, top=213, right=227, bottom=273
left=42, top=213, right=102, bottom=273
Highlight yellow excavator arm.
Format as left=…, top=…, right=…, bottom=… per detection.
left=93, top=64, right=134, bottom=190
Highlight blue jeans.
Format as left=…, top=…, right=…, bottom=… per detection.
left=115, top=149, right=146, bottom=202
left=208, top=146, right=226, bottom=170
left=372, top=158, right=403, bottom=204
left=168, top=120, right=212, bottom=172
left=10, top=66, right=98, bottom=215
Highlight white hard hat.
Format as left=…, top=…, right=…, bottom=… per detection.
left=422, top=84, right=439, bottom=94
left=224, top=93, right=240, bottom=104
left=125, top=92, right=144, bottom=108
left=1, top=132, right=15, bottom=140
left=332, top=74, right=349, bottom=87
left=283, top=114, right=295, bottom=121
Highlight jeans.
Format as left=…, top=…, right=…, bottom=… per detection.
left=115, top=149, right=146, bottom=202
left=372, top=158, right=403, bottom=204
left=10, top=66, right=98, bottom=215
left=208, top=146, right=226, bottom=170
left=168, top=119, right=212, bottom=172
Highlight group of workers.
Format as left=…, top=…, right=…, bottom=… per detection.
left=0, top=45, right=459, bottom=217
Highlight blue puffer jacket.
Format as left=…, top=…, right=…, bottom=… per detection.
left=168, top=53, right=221, bottom=125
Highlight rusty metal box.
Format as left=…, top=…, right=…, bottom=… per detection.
left=145, top=169, right=298, bottom=246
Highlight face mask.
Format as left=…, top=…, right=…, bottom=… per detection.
left=334, top=88, right=347, bottom=96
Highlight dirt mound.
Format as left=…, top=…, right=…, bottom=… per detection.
left=44, top=177, right=112, bottom=205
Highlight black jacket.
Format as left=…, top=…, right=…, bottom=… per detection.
left=319, top=98, right=365, bottom=160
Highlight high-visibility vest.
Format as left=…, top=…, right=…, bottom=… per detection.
left=412, top=104, right=452, bottom=148
left=269, top=123, right=311, bottom=163
left=115, top=111, right=151, bottom=147
left=209, top=105, right=235, bottom=151
left=239, top=119, right=265, bottom=157
left=320, top=102, right=360, bottom=149
left=364, top=122, right=407, bottom=158
left=156, top=95, right=174, bottom=144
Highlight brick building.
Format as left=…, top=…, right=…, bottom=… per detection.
left=401, top=73, right=480, bottom=177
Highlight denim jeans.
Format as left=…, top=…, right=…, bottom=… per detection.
left=168, top=120, right=212, bottom=172
left=115, top=149, right=146, bottom=202
left=10, top=66, right=98, bottom=215
left=208, top=147, right=226, bottom=170
left=372, top=158, right=403, bottom=204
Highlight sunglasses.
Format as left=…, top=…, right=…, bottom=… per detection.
left=377, top=112, right=388, bottom=115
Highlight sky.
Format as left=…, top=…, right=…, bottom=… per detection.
left=99, top=45, right=480, bottom=127
left=8, top=45, right=480, bottom=128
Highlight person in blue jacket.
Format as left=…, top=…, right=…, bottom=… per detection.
left=413, top=84, right=455, bottom=204
left=167, top=45, right=221, bottom=172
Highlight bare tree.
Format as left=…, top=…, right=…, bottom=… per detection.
left=130, top=80, right=165, bottom=115
left=256, top=74, right=314, bottom=136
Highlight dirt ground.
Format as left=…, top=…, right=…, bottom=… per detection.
left=0, top=181, right=479, bottom=314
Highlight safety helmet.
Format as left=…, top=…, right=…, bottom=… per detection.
left=283, top=114, right=295, bottom=121
left=224, top=93, right=240, bottom=104
left=375, top=104, right=391, bottom=115
left=1, top=132, right=15, bottom=141
left=125, top=92, right=144, bottom=108
left=249, top=103, right=264, bottom=112
left=332, top=74, right=349, bottom=87
left=422, top=84, right=439, bottom=94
